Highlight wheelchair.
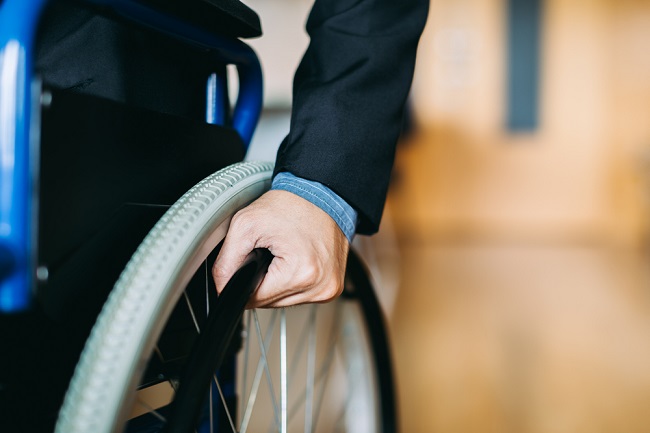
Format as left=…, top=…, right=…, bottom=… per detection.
left=0, top=1, right=396, bottom=431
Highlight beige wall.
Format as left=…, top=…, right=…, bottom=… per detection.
left=606, top=0, right=650, bottom=246
left=243, top=0, right=311, bottom=107
left=392, top=0, right=650, bottom=247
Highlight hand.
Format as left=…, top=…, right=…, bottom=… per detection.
left=212, top=190, right=350, bottom=308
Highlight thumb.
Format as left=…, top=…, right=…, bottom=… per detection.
left=212, top=222, right=257, bottom=294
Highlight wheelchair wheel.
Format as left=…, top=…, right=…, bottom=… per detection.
left=55, top=161, right=396, bottom=433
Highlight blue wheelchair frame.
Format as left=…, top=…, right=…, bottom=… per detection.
left=0, top=0, right=264, bottom=312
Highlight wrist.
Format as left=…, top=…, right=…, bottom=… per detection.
left=271, top=172, right=358, bottom=243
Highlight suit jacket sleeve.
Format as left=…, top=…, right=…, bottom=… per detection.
left=273, top=0, right=429, bottom=235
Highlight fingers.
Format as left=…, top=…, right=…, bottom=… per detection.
left=246, top=245, right=348, bottom=308
left=212, top=209, right=258, bottom=295
left=212, top=190, right=350, bottom=308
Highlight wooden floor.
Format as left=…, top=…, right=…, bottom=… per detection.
left=371, top=233, right=650, bottom=433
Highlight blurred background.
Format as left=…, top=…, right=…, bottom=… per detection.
left=245, top=0, right=650, bottom=431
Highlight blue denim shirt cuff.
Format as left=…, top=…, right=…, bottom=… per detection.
left=271, top=172, right=358, bottom=243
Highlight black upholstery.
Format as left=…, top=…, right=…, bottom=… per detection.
left=37, top=0, right=260, bottom=119
left=137, top=0, right=262, bottom=38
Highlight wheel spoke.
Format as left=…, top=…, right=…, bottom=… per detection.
left=240, top=310, right=252, bottom=427
left=204, top=260, right=214, bottom=433
left=284, top=305, right=341, bottom=429
left=214, top=374, right=237, bottom=433
left=154, top=345, right=166, bottom=363
left=281, top=309, right=288, bottom=433
left=335, top=387, right=352, bottom=431
left=261, top=306, right=317, bottom=432
left=240, top=310, right=279, bottom=433
left=286, top=307, right=315, bottom=391
left=184, top=291, right=201, bottom=334
left=240, top=353, right=265, bottom=433
left=337, top=325, right=364, bottom=431
left=304, top=305, right=317, bottom=433
left=135, top=398, right=167, bottom=423
left=253, top=310, right=281, bottom=431
left=312, top=304, right=343, bottom=431
left=265, top=305, right=317, bottom=432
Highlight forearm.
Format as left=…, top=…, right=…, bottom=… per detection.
left=274, top=0, right=429, bottom=235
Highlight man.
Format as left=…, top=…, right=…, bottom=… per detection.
left=214, top=0, right=429, bottom=307
left=35, top=0, right=427, bottom=310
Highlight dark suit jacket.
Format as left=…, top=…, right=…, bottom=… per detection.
left=274, top=0, right=429, bottom=234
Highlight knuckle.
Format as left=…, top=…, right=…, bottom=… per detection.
left=229, top=211, right=251, bottom=232
left=295, top=262, right=320, bottom=287
left=312, top=279, right=343, bottom=303
left=212, top=263, right=229, bottom=280
left=314, top=284, right=341, bottom=303
left=293, top=260, right=345, bottom=303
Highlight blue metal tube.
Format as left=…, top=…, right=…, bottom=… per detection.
left=206, top=72, right=229, bottom=127
left=233, top=60, right=263, bottom=146
left=0, top=0, right=48, bottom=312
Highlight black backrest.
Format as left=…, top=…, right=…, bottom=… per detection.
left=137, top=0, right=262, bottom=38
